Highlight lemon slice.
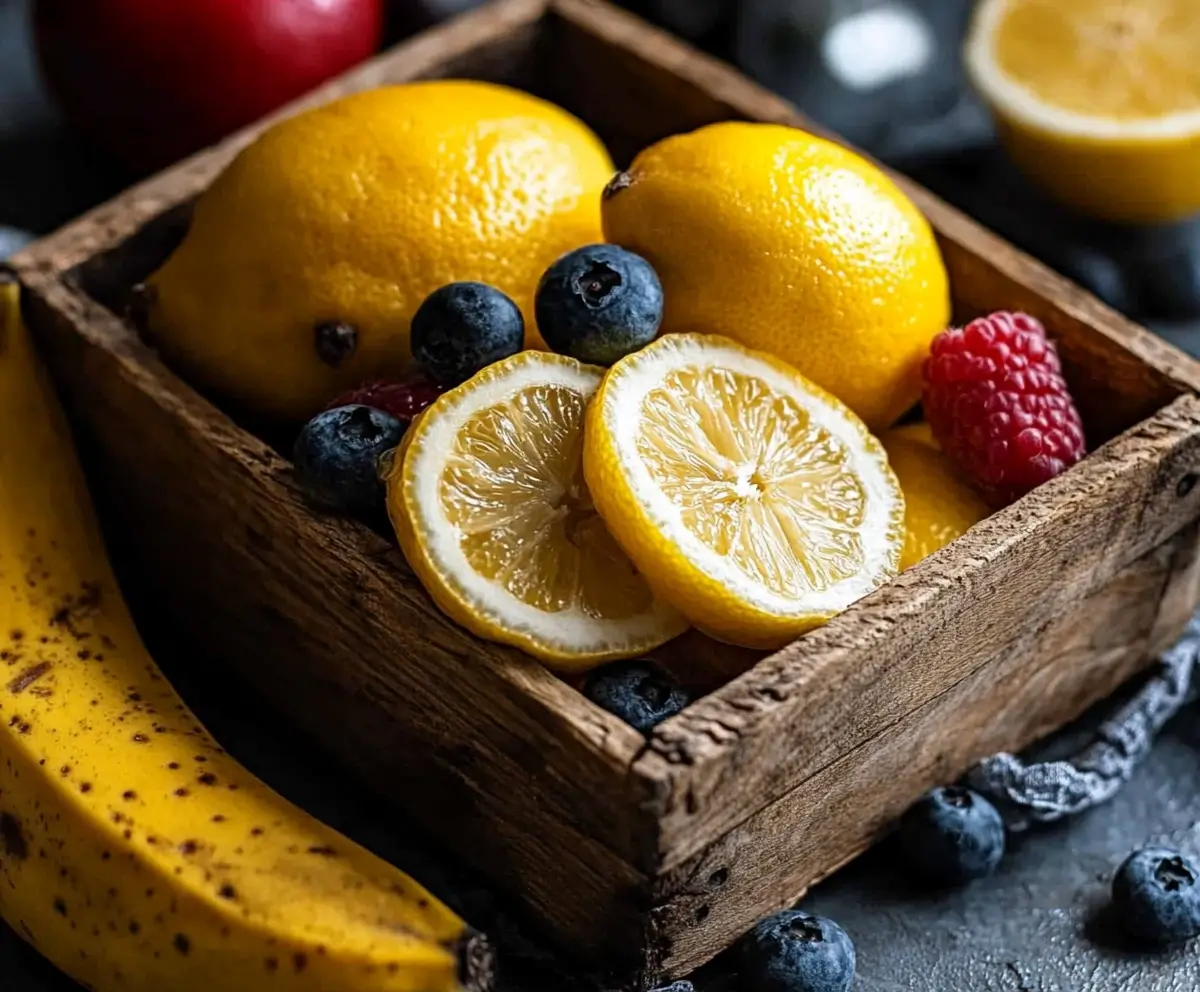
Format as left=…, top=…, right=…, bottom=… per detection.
left=387, top=351, right=686, bottom=670
left=583, top=334, right=905, bottom=650
left=965, top=0, right=1200, bottom=223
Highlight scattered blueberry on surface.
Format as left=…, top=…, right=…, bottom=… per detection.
left=534, top=244, right=663, bottom=365
left=582, top=660, right=689, bottom=734
left=293, top=404, right=405, bottom=514
left=739, top=910, right=855, bottom=992
left=1112, top=847, right=1200, bottom=945
left=898, top=786, right=1006, bottom=886
left=411, top=282, right=525, bottom=386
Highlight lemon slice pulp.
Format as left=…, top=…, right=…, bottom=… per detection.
left=388, top=351, right=686, bottom=670
left=584, top=334, right=905, bottom=650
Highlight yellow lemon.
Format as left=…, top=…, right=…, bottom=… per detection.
left=386, top=351, right=686, bottom=670
left=880, top=422, right=990, bottom=570
left=600, top=122, right=950, bottom=432
left=147, top=81, right=614, bottom=421
left=965, top=0, right=1200, bottom=224
left=583, top=333, right=905, bottom=650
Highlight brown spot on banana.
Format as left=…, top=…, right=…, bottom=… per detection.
left=7, top=661, right=50, bottom=694
left=0, top=810, right=28, bottom=859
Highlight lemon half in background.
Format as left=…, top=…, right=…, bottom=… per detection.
left=966, top=0, right=1200, bottom=224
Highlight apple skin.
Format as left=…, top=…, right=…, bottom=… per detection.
left=33, top=0, right=385, bottom=173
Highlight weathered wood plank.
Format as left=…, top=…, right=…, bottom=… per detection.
left=643, top=520, right=1200, bottom=980
left=636, top=395, right=1200, bottom=871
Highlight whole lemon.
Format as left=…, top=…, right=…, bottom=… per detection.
left=601, top=122, right=950, bottom=430
left=881, top=422, right=989, bottom=570
left=146, top=80, right=614, bottom=421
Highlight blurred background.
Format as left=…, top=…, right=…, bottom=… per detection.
left=3, top=0, right=1199, bottom=347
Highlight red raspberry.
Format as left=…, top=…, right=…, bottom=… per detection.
left=922, top=311, right=1086, bottom=507
left=325, top=376, right=444, bottom=427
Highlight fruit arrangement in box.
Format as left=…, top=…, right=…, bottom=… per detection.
left=132, top=78, right=1090, bottom=682
left=12, top=4, right=1200, bottom=989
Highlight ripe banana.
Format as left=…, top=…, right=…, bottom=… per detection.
left=0, top=277, right=491, bottom=992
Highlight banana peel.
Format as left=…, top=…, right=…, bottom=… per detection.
left=0, top=275, right=493, bottom=991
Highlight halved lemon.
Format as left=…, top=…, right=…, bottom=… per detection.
left=965, top=0, right=1200, bottom=223
left=583, top=334, right=905, bottom=651
left=386, top=351, right=687, bottom=670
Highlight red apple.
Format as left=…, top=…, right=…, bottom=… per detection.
left=33, top=0, right=385, bottom=173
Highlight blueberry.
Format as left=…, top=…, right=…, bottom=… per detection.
left=898, top=786, right=1005, bottom=886
left=649, top=983, right=694, bottom=992
left=739, top=910, right=855, bottom=992
left=1112, top=847, right=1200, bottom=945
left=411, top=282, right=525, bottom=386
left=582, top=660, right=689, bottom=734
left=534, top=244, right=663, bottom=365
left=293, top=405, right=405, bottom=514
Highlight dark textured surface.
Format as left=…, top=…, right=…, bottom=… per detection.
left=4, top=2, right=1200, bottom=989
left=799, top=705, right=1200, bottom=992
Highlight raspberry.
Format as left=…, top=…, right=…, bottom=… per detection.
left=324, top=377, right=443, bottom=427
left=922, top=311, right=1086, bottom=507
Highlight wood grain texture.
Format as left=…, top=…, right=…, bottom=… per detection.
left=10, top=0, right=1200, bottom=986
left=645, top=518, right=1200, bottom=979
left=637, top=395, right=1200, bottom=871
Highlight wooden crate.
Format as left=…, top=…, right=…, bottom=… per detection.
left=12, top=0, right=1200, bottom=986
